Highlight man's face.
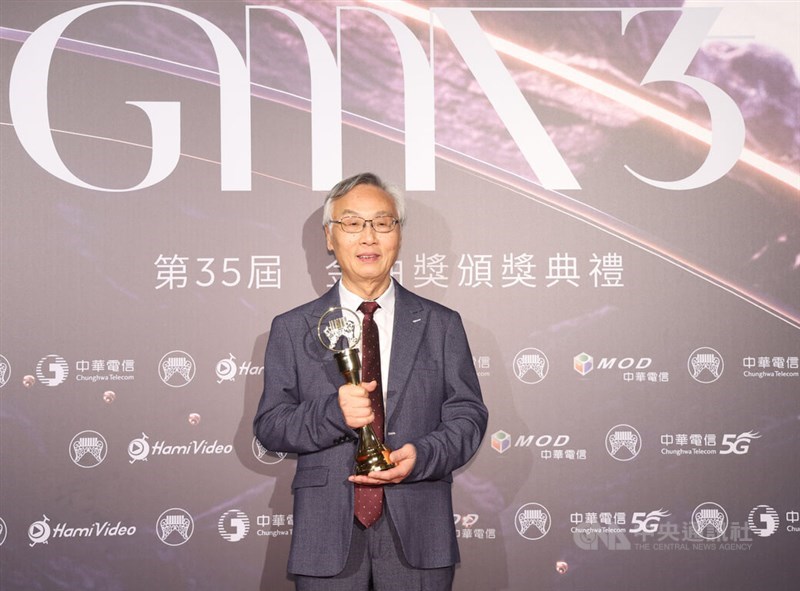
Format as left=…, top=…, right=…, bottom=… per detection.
left=325, top=184, right=401, bottom=297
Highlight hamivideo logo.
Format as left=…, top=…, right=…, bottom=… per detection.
left=515, top=503, right=551, bottom=540
left=69, top=431, right=108, bottom=468
left=28, top=514, right=135, bottom=547
left=215, top=354, right=264, bottom=383
left=688, top=347, right=724, bottom=383
left=157, top=508, right=194, bottom=546
left=36, top=354, right=69, bottom=386
left=128, top=432, right=233, bottom=463
left=491, top=431, right=511, bottom=454
left=158, top=351, right=196, bottom=387
left=513, top=348, right=549, bottom=384
left=0, top=355, right=10, bottom=388
left=0, top=517, right=7, bottom=546
left=692, top=502, right=728, bottom=540
left=748, top=505, right=779, bottom=537
left=252, top=437, right=287, bottom=465
left=573, top=353, right=593, bottom=376
left=218, top=509, right=251, bottom=542
left=605, top=425, right=641, bottom=461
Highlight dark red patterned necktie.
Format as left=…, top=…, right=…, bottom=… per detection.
left=354, top=300, right=385, bottom=527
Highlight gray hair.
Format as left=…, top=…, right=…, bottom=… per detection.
left=322, top=172, right=405, bottom=227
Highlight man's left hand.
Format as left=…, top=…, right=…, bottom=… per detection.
left=348, top=443, right=416, bottom=485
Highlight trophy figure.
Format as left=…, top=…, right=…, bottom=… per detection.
left=317, top=307, right=395, bottom=475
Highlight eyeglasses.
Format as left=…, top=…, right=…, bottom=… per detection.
left=330, top=215, right=399, bottom=233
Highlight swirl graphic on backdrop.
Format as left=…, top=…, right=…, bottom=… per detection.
left=513, top=348, right=549, bottom=384
left=252, top=436, right=287, bottom=465
left=515, top=503, right=551, bottom=540
left=0, top=517, right=7, bottom=546
left=69, top=430, right=108, bottom=468
left=157, top=508, right=194, bottom=546
left=0, top=354, right=10, bottom=388
left=688, top=347, right=724, bottom=383
left=159, top=351, right=195, bottom=387
left=605, top=425, right=641, bottom=461
left=692, top=502, right=729, bottom=540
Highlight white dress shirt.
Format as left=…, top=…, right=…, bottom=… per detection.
left=338, top=279, right=395, bottom=409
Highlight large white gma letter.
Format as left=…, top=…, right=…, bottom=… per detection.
left=9, top=1, right=251, bottom=192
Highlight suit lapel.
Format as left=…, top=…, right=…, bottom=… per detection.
left=386, top=283, right=427, bottom=424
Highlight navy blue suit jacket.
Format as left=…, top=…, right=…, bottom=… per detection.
left=254, top=281, right=488, bottom=576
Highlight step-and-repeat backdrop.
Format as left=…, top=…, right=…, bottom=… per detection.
left=1, top=1, right=798, bottom=589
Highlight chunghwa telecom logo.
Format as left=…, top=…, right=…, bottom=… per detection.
left=36, top=354, right=69, bottom=386
left=515, top=503, right=551, bottom=540
left=69, top=431, right=108, bottom=468
left=218, top=510, right=251, bottom=542
left=692, top=502, right=729, bottom=540
left=157, top=508, right=194, bottom=546
left=688, top=347, right=724, bottom=383
left=605, top=425, right=641, bottom=461
left=158, top=351, right=196, bottom=387
left=252, top=437, right=287, bottom=465
left=513, top=348, right=549, bottom=384
left=0, top=355, right=10, bottom=388
left=748, top=505, right=780, bottom=538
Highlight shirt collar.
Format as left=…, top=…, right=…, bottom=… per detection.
left=338, top=279, right=396, bottom=316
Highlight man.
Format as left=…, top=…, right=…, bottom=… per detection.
left=254, top=172, right=487, bottom=590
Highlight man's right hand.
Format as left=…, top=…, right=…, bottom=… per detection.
left=338, top=380, right=376, bottom=429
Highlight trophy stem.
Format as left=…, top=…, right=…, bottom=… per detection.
left=333, top=349, right=396, bottom=475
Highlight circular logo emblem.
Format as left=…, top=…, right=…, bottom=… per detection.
left=0, top=517, right=7, bottom=546
left=252, top=437, right=287, bottom=465
left=157, top=508, right=194, bottom=546
left=513, top=348, right=549, bottom=384
left=515, top=503, right=551, bottom=540
left=28, top=515, right=51, bottom=547
left=748, top=505, right=780, bottom=537
left=158, top=351, right=196, bottom=387
left=215, top=354, right=238, bottom=383
left=605, top=424, right=642, bottom=461
left=218, top=509, right=251, bottom=542
left=0, top=355, right=10, bottom=388
left=69, top=430, right=108, bottom=468
left=688, top=347, right=724, bottom=383
left=36, top=354, right=69, bottom=387
left=692, top=502, right=728, bottom=540
left=128, top=433, right=151, bottom=463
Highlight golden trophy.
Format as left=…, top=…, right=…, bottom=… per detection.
left=317, top=307, right=395, bottom=475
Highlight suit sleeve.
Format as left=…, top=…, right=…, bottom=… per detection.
left=406, top=311, right=488, bottom=482
left=253, top=314, right=354, bottom=454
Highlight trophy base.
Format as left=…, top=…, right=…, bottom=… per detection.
left=354, top=448, right=396, bottom=476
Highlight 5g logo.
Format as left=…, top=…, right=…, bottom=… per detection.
left=629, top=509, right=671, bottom=534
left=720, top=431, right=761, bottom=455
